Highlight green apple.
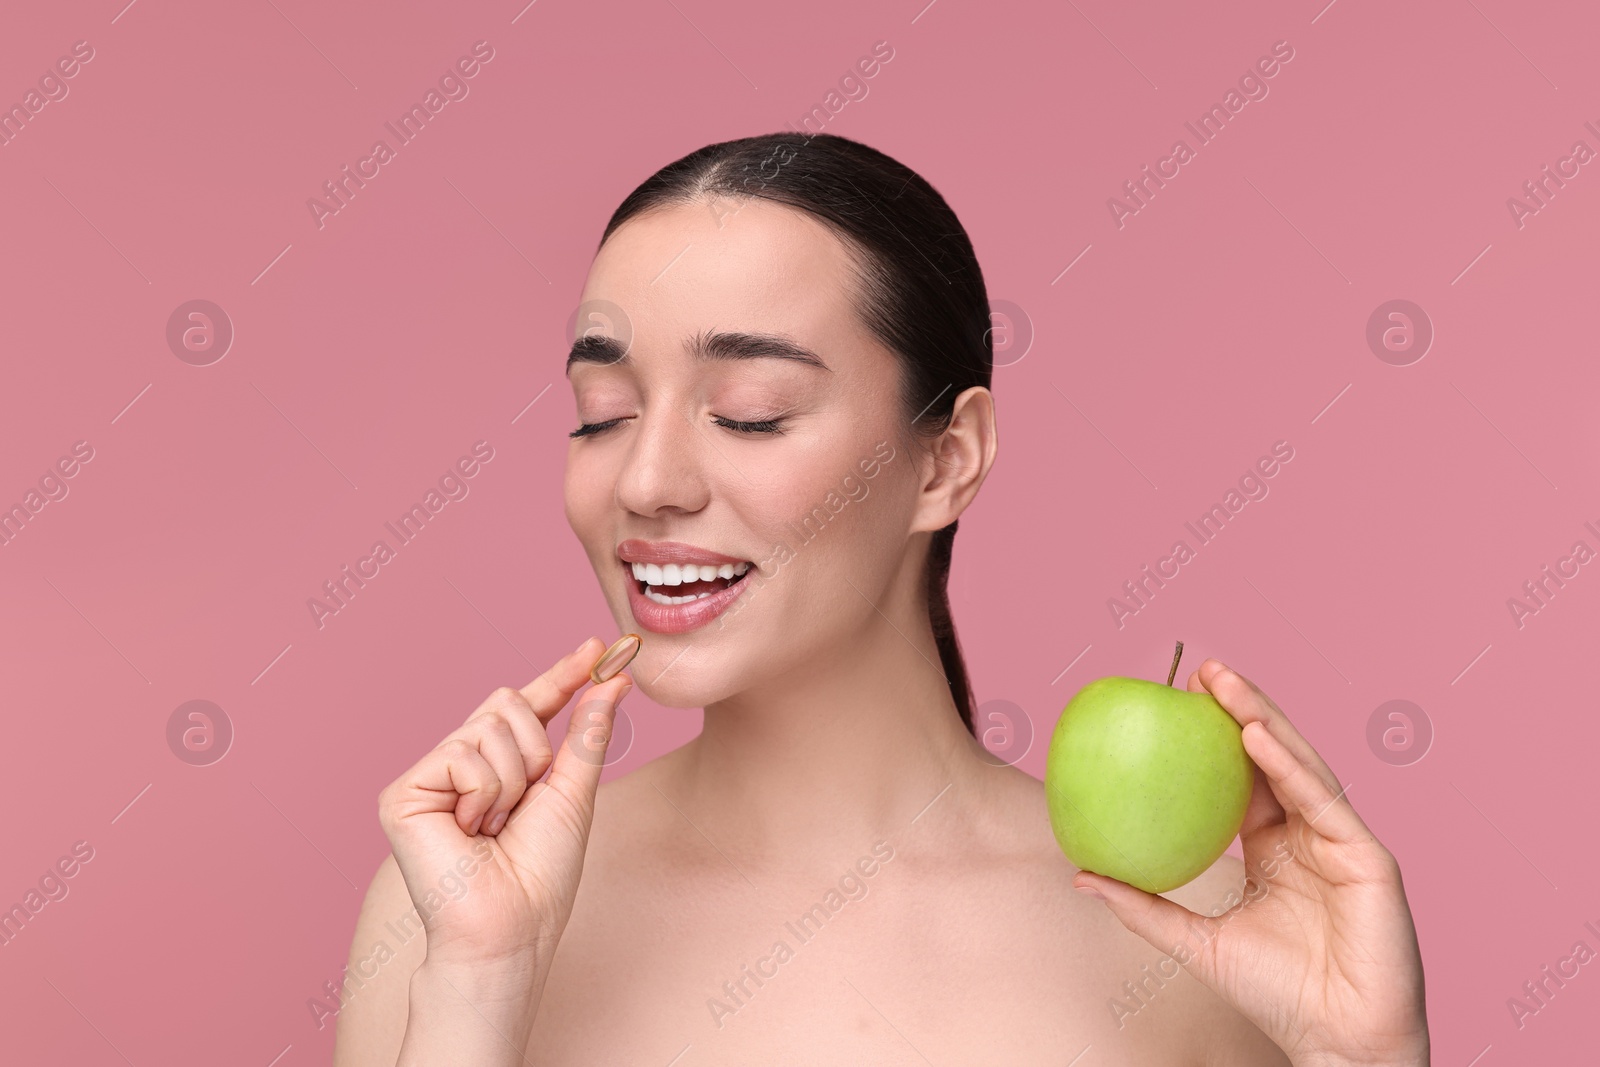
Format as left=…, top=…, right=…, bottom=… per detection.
left=1045, top=646, right=1254, bottom=894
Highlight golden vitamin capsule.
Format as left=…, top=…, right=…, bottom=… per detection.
left=590, top=633, right=642, bottom=685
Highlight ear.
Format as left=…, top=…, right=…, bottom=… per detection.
left=910, top=386, right=998, bottom=534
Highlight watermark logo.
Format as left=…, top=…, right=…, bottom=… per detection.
left=166, top=699, right=234, bottom=766
left=1365, top=699, right=1431, bottom=767
left=1365, top=300, right=1432, bottom=367
left=987, top=300, right=1034, bottom=368
left=166, top=300, right=234, bottom=366
left=567, top=298, right=633, bottom=358
left=974, top=698, right=1035, bottom=767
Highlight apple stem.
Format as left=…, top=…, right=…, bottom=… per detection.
left=1166, top=641, right=1184, bottom=687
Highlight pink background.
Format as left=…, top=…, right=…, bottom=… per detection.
left=2, top=0, right=1596, bottom=1061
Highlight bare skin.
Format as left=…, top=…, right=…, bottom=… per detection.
left=333, top=198, right=1426, bottom=1066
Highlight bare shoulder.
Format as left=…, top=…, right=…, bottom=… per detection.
left=332, top=852, right=429, bottom=1067
left=987, top=766, right=1288, bottom=1065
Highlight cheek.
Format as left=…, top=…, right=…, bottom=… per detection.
left=563, top=452, right=610, bottom=541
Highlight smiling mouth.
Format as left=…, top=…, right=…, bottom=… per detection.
left=627, top=560, right=753, bottom=605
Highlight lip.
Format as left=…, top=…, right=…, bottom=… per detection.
left=618, top=540, right=756, bottom=635
left=617, top=539, right=750, bottom=567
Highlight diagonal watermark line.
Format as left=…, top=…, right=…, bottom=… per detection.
left=252, top=382, right=360, bottom=489
left=1450, top=381, right=1557, bottom=489
left=1310, top=383, right=1351, bottom=425
left=1310, top=0, right=1340, bottom=24
left=445, top=176, right=551, bottom=284
left=444, top=576, right=537, bottom=671
left=252, top=243, right=293, bottom=285
left=511, top=0, right=540, bottom=23
left=252, top=643, right=293, bottom=685
left=840, top=174, right=951, bottom=284
left=1050, top=381, right=1158, bottom=489
left=840, top=573, right=946, bottom=682
left=663, top=0, right=758, bottom=89
left=1308, top=782, right=1351, bottom=826
left=1051, top=643, right=1092, bottom=685
left=1451, top=781, right=1557, bottom=889
left=1243, top=176, right=1350, bottom=284
left=42, top=575, right=150, bottom=683
left=263, top=0, right=358, bottom=89
left=649, top=642, right=692, bottom=685
left=1243, top=575, right=1350, bottom=683
left=44, top=977, right=136, bottom=1066
left=253, top=781, right=360, bottom=889
left=1451, top=643, right=1492, bottom=686
left=111, top=783, right=152, bottom=824
left=44, top=177, right=150, bottom=284
left=265, top=1044, right=293, bottom=1067
left=1465, top=0, right=1558, bottom=89
left=651, top=243, right=693, bottom=285
left=842, top=977, right=937, bottom=1065
left=1065, top=0, right=1156, bottom=88
left=910, top=0, right=939, bottom=23
left=911, top=382, right=952, bottom=425
left=511, top=383, right=552, bottom=424
left=910, top=782, right=952, bottom=824
left=1051, top=243, right=1093, bottom=284
left=111, top=0, right=141, bottom=23
left=111, top=383, right=153, bottom=424
left=1451, top=243, right=1492, bottom=285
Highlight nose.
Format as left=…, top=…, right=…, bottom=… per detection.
left=614, top=401, right=714, bottom=518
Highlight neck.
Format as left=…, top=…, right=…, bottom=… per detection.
left=663, top=592, right=988, bottom=870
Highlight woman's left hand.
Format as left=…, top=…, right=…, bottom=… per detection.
left=1072, top=659, right=1431, bottom=1067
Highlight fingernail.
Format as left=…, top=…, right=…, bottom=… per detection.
left=616, top=681, right=634, bottom=703
left=1075, top=884, right=1105, bottom=901
left=469, top=813, right=484, bottom=836
left=486, top=811, right=507, bottom=835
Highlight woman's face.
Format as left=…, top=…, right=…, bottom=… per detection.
left=563, top=198, right=925, bottom=708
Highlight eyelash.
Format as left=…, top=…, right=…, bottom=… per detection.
left=568, top=416, right=788, bottom=438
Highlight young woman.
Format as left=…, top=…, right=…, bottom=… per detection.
left=335, top=134, right=1430, bottom=1065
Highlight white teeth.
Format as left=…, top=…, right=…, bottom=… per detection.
left=644, top=587, right=716, bottom=605
left=630, top=559, right=751, bottom=586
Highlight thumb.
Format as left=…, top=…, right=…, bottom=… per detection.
left=1073, top=871, right=1223, bottom=983
left=544, top=674, right=631, bottom=812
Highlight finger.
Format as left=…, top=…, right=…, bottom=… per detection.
left=465, top=687, right=555, bottom=796
left=458, top=714, right=527, bottom=836
left=1072, top=871, right=1224, bottom=987
left=1198, top=660, right=1342, bottom=796
left=399, top=737, right=501, bottom=837
left=1188, top=666, right=1287, bottom=836
left=1241, top=720, right=1371, bottom=845
left=518, top=637, right=605, bottom=725
left=1237, top=755, right=1289, bottom=838
left=544, top=674, right=630, bottom=815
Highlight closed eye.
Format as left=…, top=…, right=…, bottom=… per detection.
left=712, top=416, right=786, bottom=435
left=569, top=418, right=625, bottom=438
left=569, top=415, right=789, bottom=438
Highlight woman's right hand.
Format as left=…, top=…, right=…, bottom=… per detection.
left=377, top=636, right=632, bottom=980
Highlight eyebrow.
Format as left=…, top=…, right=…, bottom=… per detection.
left=566, top=329, right=832, bottom=375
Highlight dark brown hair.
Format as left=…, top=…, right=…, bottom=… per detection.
left=599, top=133, right=992, bottom=733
